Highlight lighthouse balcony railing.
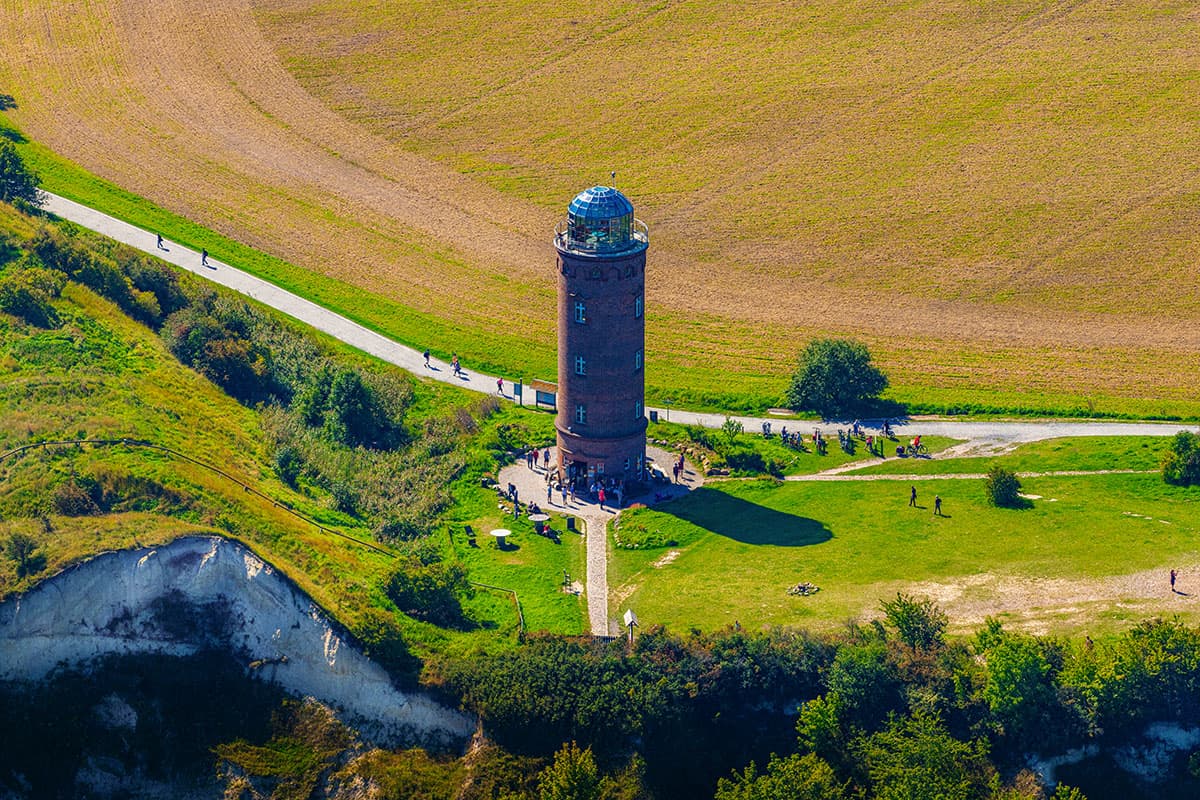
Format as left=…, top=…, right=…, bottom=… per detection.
left=555, top=218, right=648, bottom=255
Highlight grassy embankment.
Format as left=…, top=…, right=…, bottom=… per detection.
left=0, top=202, right=586, bottom=660
left=610, top=437, right=1200, bottom=637
left=4, top=0, right=1200, bottom=419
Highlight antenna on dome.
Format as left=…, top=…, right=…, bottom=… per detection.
left=610, top=171, right=616, bottom=188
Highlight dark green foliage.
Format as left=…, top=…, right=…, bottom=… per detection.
left=537, top=742, right=607, bottom=800
left=685, top=424, right=716, bottom=449
left=51, top=478, right=100, bottom=516
left=0, top=263, right=63, bottom=327
left=723, top=445, right=768, bottom=475
left=881, top=593, right=948, bottom=652
left=979, top=631, right=1062, bottom=744
left=985, top=466, right=1023, bottom=508
left=384, top=556, right=473, bottom=627
left=0, top=138, right=39, bottom=205
left=274, top=445, right=302, bottom=487
left=786, top=338, right=888, bottom=418
left=715, top=752, right=846, bottom=800
left=824, top=643, right=904, bottom=733
left=1161, top=430, right=1200, bottom=486
left=27, top=225, right=176, bottom=326
left=854, top=711, right=996, bottom=800
left=354, top=607, right=419, bottom=681
left=1060, top=618, right=1200, bottom=736
left=162, top=307, right=276, bottom=404
left=4, top=532, right=44, bottom=577
left=293, top=365, right=405, bottom=449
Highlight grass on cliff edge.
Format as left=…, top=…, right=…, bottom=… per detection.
left=0, top=204, right=585, bottom=661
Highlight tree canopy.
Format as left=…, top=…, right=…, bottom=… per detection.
left=786, top=338, right=888, bottom=419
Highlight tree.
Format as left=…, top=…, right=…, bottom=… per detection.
left=985, top=466, right=1022, bottom=508
left=854, top=711, right=996, bottom=800
left=5, top=533, right=40, bottom=577
left=786, top=339, right=887, bottom=419
left=1162, top=430, right=1200, bottom=487
left=881, top=593, right=947, bottom=652
left=715, top=752, right=846, bottom=800
left=981, top=635, right=1058, bottom=742
left=538, top=742, right=608, bottom=800
left=722, top=416, right=744, bottom=445
left=0, top=139, right=40, bottom=206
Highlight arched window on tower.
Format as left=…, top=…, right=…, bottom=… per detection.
left=575, top=355, right=587, bottom=376
left=634, top=294, right=643, bottom=318
left=635, top=401, right=642, bottom=420
left=574, top=301, right=586, bottom=323
left=634, top=349, right=643, bottom=371
left=575, top=404, right=587, bottom=425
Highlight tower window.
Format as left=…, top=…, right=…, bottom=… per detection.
left=635, top=401, right=642, bottom=420
left=574, top=301, right=586, bottom=323
left=575, top=404, right=587, bottom=425
left=634, top=294, right=643, bottom=318
left=574, top=355, right=587, bottom=375
left=634, top=349, right=643, bottom=371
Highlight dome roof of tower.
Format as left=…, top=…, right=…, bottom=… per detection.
left=567, top=186, right=634, bottom=220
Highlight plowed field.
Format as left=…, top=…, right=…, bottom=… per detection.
left=3, top=0, right=1198, bottom=413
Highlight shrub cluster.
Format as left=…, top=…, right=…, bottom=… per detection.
left=441, top=601, right=1200, bottom=799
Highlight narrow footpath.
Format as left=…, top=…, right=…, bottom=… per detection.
left=40, top=191, right=1196, bottom=447
left=38, top=191, right=1200, bottom=637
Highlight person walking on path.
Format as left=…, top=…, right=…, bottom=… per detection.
left=423, top=349, right=430, bottom=368
left=598, top=486, right=606, bottom=511
left=934, top=496, right=943, bottom=517
left=909, top=486, right=917, bottom=507
left=496, top=377, right=504, bottom=395
left=156, top=233, right=165, bottom=250
left=543, top=449, right=550, bottom=469
left=561, top=483, right=568, bottom=506
left=547, top=483, right=553, bottom=505
left=1171, top=569, right=1178, bottom=592
left=451, top=354, right=460, bottom=376
left=201, top=248, right=210, bottom=268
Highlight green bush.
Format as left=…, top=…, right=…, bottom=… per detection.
left=1162, top=430, right=1200, bottom=487
left=985, top=466, right=1023, bottom=508
left=51, top=479, right=100, bottom=516
left=0, top=265, right=63, bottom=328
left=880, top=593, right=947, bottom=652
left=383, top=557, right=473, bottom=627
left=786, top=338, right=888, bottom=419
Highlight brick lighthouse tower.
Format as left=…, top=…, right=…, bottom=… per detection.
left=554, top=185, right=649, bottom=488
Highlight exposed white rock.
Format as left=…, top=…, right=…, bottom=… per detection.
left=0, top=536, right=474, bottom=748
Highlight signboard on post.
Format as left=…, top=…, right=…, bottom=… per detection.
left=531, top=379, right=558, bottom=411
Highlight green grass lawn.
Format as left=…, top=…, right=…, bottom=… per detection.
left=445, top=480, right=587, bottom=637
left=609, top=473, right=1200, bottom=637
left=850, top=436, right=1171, bottom=476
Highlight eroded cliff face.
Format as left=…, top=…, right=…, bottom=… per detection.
left=0, top=536, right=473, bottom=748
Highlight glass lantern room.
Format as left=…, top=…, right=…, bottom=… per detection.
left=559, top=186, right=646, bottom=255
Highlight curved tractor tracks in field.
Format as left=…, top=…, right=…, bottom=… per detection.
left=4, top=0, right=1200, bottom=408
left=39, top=191, right=1199, bottom=637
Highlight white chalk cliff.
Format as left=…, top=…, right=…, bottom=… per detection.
left=0, top=536, right=474, bottom=748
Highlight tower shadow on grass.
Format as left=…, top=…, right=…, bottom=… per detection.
left=659, top=487, right=832, bottom=547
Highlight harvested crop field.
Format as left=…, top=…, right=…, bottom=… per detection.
left=2, top=0, right=1199, bottom=413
